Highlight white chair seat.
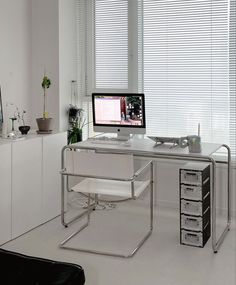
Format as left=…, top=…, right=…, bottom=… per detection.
left=71, top=178, right=150, bottom=198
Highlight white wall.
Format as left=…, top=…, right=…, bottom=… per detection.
left=31, top=0, right=77, bottom=132
left=0, top=0, right=77, bottom=132
left=59, top=0, right=77, bottom=131
left=31, top=0, right=60, bottom=130
left=0, top=0, right=32, bottom=131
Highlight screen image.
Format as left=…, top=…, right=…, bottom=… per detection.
left=93, top=94, right=145, bottom=127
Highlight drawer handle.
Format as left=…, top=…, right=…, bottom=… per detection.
left=185, top=233, right=199, bottom=242
left=185, top=187, right=194, bottom=191
left=185, top=172, right=197, bottom=176
left=185, top=218, right=199, bottom=227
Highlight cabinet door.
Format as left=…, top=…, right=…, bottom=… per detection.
left=12, top=138, right=42, bottom=238
left=42, top=132, right=67, bottom=222
left=0, top=143, right=11, bottom=244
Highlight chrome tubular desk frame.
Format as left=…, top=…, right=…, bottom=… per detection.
left=61, top=138, right=231, bottom=253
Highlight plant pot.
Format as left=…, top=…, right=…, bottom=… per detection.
left=19, top=125, right=30, bottom=135
left=36, top=118, right=53, bottom=132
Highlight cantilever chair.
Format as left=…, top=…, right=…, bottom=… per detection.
left=60, top=147, right=154, bottom=258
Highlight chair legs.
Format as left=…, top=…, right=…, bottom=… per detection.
left=59, top=180, right=154, bottom=258
left=61, top=176, right=96, bottom=228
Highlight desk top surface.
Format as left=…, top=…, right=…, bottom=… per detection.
left=75, top=135, right=223, bottom=159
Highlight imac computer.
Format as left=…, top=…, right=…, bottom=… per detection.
left=92, top=93, right=146, bottom=141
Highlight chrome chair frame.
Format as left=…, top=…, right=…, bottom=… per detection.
left=59, top=146, right=154, bottom=258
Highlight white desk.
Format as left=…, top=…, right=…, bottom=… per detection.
left=62, top=136, right=231, bottom=253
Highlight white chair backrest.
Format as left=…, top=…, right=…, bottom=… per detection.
left=65, top=150, right=134, bottom=180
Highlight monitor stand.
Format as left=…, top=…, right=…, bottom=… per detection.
left=115, top=133, right=130, bottom=141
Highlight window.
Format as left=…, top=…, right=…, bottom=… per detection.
left=95, top=0, right=128, bottom=90
left=76, top=0, right=236, bottom=156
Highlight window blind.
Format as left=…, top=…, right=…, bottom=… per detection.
left=76, top=0, right=236, bottom=156
left=94, top=0, right=128, bottom=90
left=229, top=0, right=236, bottom=156
left=142, top=0, right=231, bottom=146
left=75, top=0, right=87, bottom=99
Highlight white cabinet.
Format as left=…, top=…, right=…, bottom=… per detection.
left=12, top=137, right=42, bottom=238
left=0, top=143, right=11, bottom=244
left=42, top=132, right=67, bottom=222
left=0, top=132, right=67, bottom=243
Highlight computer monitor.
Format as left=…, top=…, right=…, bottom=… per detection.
left=92, top=93, right=146, bottom=140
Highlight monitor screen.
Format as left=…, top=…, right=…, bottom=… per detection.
left=92, top=93, right=146, bottom=139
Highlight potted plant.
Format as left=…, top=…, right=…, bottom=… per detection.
left=16, top=108, right=30, bottom=135
left=68, top=106, right=86, bottom=144
left=36, top=73, right=53, bottom=133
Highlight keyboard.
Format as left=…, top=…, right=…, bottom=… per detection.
left=88, top=138, right=131, bottom=146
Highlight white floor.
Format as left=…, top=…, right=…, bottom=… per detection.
left=1, top=201, right=236, bottom=285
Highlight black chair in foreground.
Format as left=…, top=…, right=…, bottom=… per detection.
left=0, top=248, right=85, bottom=285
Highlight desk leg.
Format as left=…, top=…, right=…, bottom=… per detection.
left=61, top=173, right=66, bottom=226
left=224, top=144, right=232, bottom=227
left=211, top=145, right=231, bottom=253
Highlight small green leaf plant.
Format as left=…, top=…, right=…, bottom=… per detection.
left=41, top=74, right=51, bottom=119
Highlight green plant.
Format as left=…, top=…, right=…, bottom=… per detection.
left=41, top=74, right=51, bottom=119
left=68, top=107, right=86, bottom=144
left=68, top=125, right=83, bottom=144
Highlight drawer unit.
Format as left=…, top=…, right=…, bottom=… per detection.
left=180, top=193, right=210, bottom=216
left=180, top=163, right=210, bottom=186
left=181, top=222, right=211, bottom=248
left=181, top=229, right=203, bottom=247
left=181, top=184, right=202, bottom=200
left=180, top=170, right=203, bottom=185
left=181, top=215, right=203, bottom=231
left=181, top=208, right=210, bottom=232
left=179, top=162, right=211, bottom=248
left=180, top=178, right=210, bottom=201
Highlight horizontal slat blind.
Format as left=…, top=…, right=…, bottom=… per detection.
left=229, top=0, right=236, bottom=156
left=76, top=0, right=235, bottom=155
left=143, top=0, right=231, bottom=145
left=95, top=0, right=128, bottom=89
left=76, top=0, right=87, bottom=98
